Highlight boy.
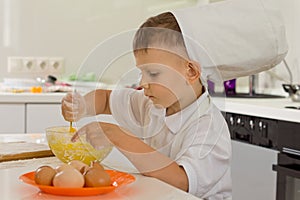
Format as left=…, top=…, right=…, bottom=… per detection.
left=62, top=12, right=232, bottom=199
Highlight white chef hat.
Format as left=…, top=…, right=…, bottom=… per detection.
left=171, top=0, right=288, bottom=83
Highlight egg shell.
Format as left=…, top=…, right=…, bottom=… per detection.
left=52, top=168, right=85, bottom=188
left=90, top=161, right=105, bottom=171
left=34, top=166, right=56, bottom=186
left=55, top=163, right=75, bottom=173
left=84, top=168, right=111, bottom=187
left=68, top=160, right=89, bottom=173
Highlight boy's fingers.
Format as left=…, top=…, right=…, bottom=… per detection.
left=71, top=132, right=79, bottom=142
left=62, top=111, right=77, bottom=122
left=71, top=128, right=85, bottom=142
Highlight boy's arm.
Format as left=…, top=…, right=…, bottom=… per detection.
left=102, top=122, right=189, bottom=192
left=84, top=89, right=112, bottom=115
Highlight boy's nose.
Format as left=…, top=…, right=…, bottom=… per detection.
left=140, top=81, right=149, bottom=89
left=139, top=78, right=150, bottom=89
left=140, top=82, right=150, bottom=89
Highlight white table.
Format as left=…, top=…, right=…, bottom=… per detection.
left=0, top=134, right=200, bottom=200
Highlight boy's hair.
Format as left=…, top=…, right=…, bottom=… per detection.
left=133, top=12, right=188, bottom=58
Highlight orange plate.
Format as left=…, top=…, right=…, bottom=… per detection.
left=19, top=170, right=135, bottom=196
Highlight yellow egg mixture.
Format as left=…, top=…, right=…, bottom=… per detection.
left=47, top=127, right=112, bottom=165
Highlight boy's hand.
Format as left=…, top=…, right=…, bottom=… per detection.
left=61, top=92, right=87, bottom=122
left=71, top=122, right=112, bottom=150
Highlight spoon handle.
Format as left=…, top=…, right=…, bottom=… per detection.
left=69, top=122, right=76, bottom=133
left=69, top=89, right=77, bottom=133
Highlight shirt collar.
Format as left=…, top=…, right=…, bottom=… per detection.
left=164, top=89, right=211, bottom=134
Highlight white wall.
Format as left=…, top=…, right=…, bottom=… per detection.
left=0, top=0, right=198, bottom=84
left=257, top=0, right=300, bottom=93
left=0, top=0, right=299, bottom=89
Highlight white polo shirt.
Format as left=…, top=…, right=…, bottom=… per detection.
left=110, top=88, right=232, bottom=199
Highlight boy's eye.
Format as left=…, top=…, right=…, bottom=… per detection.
left=148, top=71, right=159, bottom=77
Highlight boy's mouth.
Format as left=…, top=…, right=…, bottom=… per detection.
left=145, top=94, right=155, bottom=100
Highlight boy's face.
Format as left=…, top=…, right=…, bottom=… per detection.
left=135, top=48, right=191, bottom=109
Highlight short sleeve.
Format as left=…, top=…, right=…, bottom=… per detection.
left=109, top=88, right=152, bottom=137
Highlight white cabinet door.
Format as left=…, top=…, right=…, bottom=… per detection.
left=0, top=104, right=25, bottom=133
left=231, top=140, right=278, bottom=200
left=26, top=104, right=66, bottom=133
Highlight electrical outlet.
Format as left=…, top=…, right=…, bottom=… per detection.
left=48, top=57, right=64, bottom=74
left=36, top=57, right=49, bottom=72
left=7, top=56, right=65, bottom=75
left=22, top=57, right=36, bottom=72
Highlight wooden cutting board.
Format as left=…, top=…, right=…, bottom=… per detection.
left=0, top=142, right=54, bottom=162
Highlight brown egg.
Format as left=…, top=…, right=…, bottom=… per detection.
left=55, top=163, right=74, bottom=173
left=52, top=168, right=85, bottom=188
left=68, top=160, right=89, bottom=174
left=84, top=167, right=111, bottom=187
left=34, top=166, right=56, bottom=186
left=90, top=161, right=105, bottom=171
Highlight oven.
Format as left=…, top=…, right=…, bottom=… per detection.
left=223, top=112, right=300, bottom=200
left=273, top=152, right=300, bottom=200
left=272, top=120, right=300, bottom=200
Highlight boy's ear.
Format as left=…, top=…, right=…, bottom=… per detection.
left=185, top=61, right=201, bottom=84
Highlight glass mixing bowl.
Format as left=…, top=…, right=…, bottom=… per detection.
left=46, top=126, right=112, bottom=165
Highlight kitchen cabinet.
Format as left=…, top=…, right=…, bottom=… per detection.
left=0, top=103, right=65, bottom=134
left=0, top=104, right=25, bottom=133
left=0, top=102, right=116, bottom=134
left=0, top=93, right=65, bottom=133
left=26, top=103, right=65, bottom=133
left=231, top=140, right=277, bottom=200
